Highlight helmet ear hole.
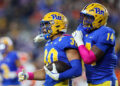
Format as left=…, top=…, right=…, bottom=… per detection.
left=91, top=4, right=94, bottom=6
left=56, top=25, right=60, bottom=28
left=56, top=30, right=60, bottom=33
left=98, top=20, right=102, bottom=23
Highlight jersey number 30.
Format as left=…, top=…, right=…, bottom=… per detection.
left=1, top=64, right=10, bottom=79
left=44, top=48, right=58, bottom=65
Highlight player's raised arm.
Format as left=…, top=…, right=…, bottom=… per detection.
left=72, top=30, right=99, bottom=64
left=72, top=26, right=116, bottom=64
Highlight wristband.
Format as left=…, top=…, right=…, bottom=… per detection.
left=28, top=72, right=34, bottom=80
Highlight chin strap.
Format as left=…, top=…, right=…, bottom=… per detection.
left=80, top=23, right=93, bottom=32
left=44, top=34, right=51, bottom=40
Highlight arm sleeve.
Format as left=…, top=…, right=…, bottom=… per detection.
left=78, top=45, right=96, bottom=64
left=78, top=31, right=116, bottom=64
left=59, top=59, right=82, bottom=80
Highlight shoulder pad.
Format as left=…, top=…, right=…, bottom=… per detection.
left=57, top=36, right=78, bottom=50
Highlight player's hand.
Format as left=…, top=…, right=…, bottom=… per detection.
left=72, top=30, right=84, bottom=46
left=44, top=63, right=59, bottom=80
left=18, top=69, right=28, bottom=81
left=34, top=34, right=45, bottom=43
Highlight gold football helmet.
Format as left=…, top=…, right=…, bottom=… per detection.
left=0, top=37, right=13, bottom=53
left=40, top=12, right=68, bottom=40
left=80, top=3, right=109, bottom=32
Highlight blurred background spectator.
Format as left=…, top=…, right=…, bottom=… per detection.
left=0, top=0, right=120, bottom=86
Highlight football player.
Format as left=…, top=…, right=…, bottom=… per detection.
left=18, top=12, right=82, bottom=86
left=0, top=37, right=22, bottom=86
left=72, top=3, right=118, bottom=86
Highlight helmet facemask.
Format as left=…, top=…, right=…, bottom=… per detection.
left=40, top=21, right=54, bottom=40
left=80, top=13, right=95, bottom=32
left=0, top=43, right=7, bottom=54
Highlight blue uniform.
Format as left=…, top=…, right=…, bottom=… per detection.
left=0, top=51, right=20, bottom=86
left=78, top=25, right=118, bottom=86
left=43, top=35, right=77, bottom=86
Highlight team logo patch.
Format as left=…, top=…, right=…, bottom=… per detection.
left=94, top=8, right=104, bottom=15
left=51, top=14, right=62, bottom=20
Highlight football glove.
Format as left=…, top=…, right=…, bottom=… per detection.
left=18, top=69, right=28, bottom=81
left=72, top=30, right=84, bottom=46
left=44, top=63, right=59, bottom=80
left=8, top=72, right=17, bottom=79
left=34, top=34, right=45, bottom=43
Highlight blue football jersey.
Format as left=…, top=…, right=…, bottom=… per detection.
left=43, top=35, right=77, bottom=86
left=77, top=26, right=118, bottom=84
left=0, top=51, right=20, bottom=85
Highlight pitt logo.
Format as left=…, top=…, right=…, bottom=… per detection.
left=51, top=14, right=62, bottom=20
left=94, top=8, right=104, bottom=15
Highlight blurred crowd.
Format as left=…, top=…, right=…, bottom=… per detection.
left=0, top=0, right=120, bottom=86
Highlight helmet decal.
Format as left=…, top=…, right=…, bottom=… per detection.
left=51, top=14, right=62, bottom=20
left=94, top=8, right=104, bottom=15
